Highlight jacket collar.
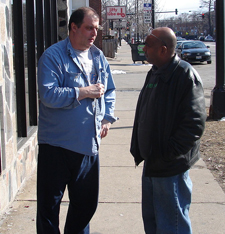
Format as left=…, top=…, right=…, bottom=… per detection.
left=154, top=54, right=181, bottom=83
left=66, top=37, right=102, bottom=73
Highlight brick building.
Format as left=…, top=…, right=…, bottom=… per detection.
left=0, top=0, right=101, bottom=215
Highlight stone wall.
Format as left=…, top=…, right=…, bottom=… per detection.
left=58, top=0, right=68, bottom=40
left=0, top=1, right=38, bottom=215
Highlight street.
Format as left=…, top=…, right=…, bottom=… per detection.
left=188, top=41, right=216, bottom=108
left=192, top=41, right=216, bottom=91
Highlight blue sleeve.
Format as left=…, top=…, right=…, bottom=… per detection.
left=102, top=56, right=118, bottom=123
left=38, top=51, right=81, bottom=109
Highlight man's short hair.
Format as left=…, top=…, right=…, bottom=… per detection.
left=68, top=7, right=99, bottom=31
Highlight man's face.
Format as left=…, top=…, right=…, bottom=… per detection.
left=143, top=32, right=165, bottom=66
left=143, top=36, right=158, bottom=65
left=72, top=13, right=99, bottom=50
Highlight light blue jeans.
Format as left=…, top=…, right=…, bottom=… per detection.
left=142, top=163, right=193, bottom=234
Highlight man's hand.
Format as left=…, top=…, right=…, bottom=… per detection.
left=101, top=119, right=111, bottom=138
left=78, top=83, right=104, bottom=100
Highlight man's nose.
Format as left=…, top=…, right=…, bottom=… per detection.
left=92, top=28, right=98, bottom=36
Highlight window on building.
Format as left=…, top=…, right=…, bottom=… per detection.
left=12, top=0, right=58, bottom=140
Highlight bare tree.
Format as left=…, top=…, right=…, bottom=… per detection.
left=201, top=0, right=215, bottom=35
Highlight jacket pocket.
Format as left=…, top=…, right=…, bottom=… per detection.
left=64, top=71, right=83, bottom=87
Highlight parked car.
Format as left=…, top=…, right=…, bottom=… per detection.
left=198, top=36, right=205, bottom=41
left=185, top=35, right=198, bottom=40
left=176, top=40, right=212, bottom=64
left=176, top=36, right=186, bottom=41
left=204, top=35, right=215, bottom=42
left=176, top=40, right=187, bottom=49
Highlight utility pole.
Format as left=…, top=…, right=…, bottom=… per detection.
left=137, top=0, right=139, bottom=41
left=134, top=0, right=136, bottom=41
left=118, top=0, right=121, bottom=46
left=152, top=0, right=155, bottom=28
left=209, top=0, right=225, bottom=119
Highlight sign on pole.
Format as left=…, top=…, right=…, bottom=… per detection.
left=143, top=3, right=152, bottom=11
left=106, top=6, right=126, bottom=20
left=144, top=11, right=151, bottom=23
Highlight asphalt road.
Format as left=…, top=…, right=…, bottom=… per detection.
left=193, top=41, right=216, bottom=91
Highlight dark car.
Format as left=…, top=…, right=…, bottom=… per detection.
left=185, top=35, right=198, bottom=40
left=198, top=36, right=205, bottom=41
left=176, top=40, right=187, bottom=49
left=176, top=41, right=212, bottom=64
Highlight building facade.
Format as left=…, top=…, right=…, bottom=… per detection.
left=0, top=0, right=101, bottom=215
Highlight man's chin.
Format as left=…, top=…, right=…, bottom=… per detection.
left=83, top=43, right=93, bottom=50
left=88, top=41, right=94, bottom=47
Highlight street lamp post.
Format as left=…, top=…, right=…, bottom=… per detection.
left=209, top=0, right=225, bottom=119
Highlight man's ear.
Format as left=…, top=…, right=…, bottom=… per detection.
left=71, top=22, right=78, bottom=32
left=161, top=45, right=167, bottom=55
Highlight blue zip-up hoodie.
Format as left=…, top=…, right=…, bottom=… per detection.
left=38, top=37, right=117, bottom=156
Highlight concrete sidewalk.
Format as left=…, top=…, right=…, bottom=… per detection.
left=0, top=40, right=225, bottom=234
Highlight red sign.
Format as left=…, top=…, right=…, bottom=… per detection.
left=106, top=6, right=126, bottom=20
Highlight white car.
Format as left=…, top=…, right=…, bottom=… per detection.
left=204, top=35, right=215, bottom=42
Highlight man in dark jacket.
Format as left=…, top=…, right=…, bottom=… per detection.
left=130, top=27, right=206, bottom=234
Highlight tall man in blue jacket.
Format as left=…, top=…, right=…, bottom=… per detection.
left=37, top=7, right=117, bottom=234
left=130, top=27, right=206, bottom=234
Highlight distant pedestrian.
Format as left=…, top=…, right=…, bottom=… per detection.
left=130, top=27, right=206, bottom=234
left=37, top=7, right=117, bottom=234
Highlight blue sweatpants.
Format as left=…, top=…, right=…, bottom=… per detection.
left=36, top=144, right=99, bottom=234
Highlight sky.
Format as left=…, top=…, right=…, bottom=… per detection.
left=156, top=0, right=206, bottom=18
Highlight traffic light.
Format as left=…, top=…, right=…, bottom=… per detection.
left=175, top=9, right=178, bottom=15
left=126, top=22, right=130, bottom=31
left=202, top=13, right=205, bottom=19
